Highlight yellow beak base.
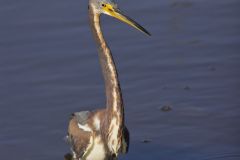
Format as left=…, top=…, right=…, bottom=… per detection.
left=102, top=4, right=151, bottom=36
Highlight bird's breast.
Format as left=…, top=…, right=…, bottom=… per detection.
left=85, top=136, right=106, bottom=160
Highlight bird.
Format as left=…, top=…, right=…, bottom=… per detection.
left=66, top=0, right=150, bottom=160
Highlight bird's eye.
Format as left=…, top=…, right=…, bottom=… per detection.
left=102, top=4, right=106, bottom=7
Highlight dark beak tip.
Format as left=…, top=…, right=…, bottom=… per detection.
left=143, top=30, right=151, bottom=36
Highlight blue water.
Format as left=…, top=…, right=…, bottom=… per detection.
left=0, top=0, right=240, bottom=159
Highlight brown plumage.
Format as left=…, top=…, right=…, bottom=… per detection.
left=65, top=0, right=150, bottom=159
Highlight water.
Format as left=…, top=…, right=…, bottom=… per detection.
left=0, top=0, right=240, bottom=159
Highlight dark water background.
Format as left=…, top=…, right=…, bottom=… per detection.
left=0, top=0, right=240, bottom=159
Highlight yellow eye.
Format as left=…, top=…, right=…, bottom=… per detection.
left=102, top=4, right=106, bottom=7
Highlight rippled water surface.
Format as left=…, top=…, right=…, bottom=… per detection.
left=0, top=0, right=240, bottom=159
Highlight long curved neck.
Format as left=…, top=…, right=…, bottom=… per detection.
left=89, top=6, right=124, bottom=120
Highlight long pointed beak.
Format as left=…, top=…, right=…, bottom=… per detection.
left=102, top=4, right=151, bottom=36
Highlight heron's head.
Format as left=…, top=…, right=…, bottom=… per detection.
left=89, top=0, right=151, bottom=36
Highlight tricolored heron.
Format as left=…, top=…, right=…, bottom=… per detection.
left=66, top=0, right=150, bottom=159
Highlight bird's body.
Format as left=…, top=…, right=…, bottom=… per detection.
left=66, top=0, right=150, bottom=159
left=67, top=109, right=128, bottom=160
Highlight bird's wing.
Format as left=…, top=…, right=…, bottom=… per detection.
left=67, top=111, right=93, bottom=159
left=74, top=111, right=90, bottom=125
left=67, top=132, right=92, bottom=159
